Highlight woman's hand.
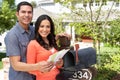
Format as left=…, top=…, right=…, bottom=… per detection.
left=55, top=58, right=63, bottom=68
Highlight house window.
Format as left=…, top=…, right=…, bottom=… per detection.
left=0, top=42, right=2, bottom=46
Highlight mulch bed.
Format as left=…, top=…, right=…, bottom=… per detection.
left=112, top=73, right=120, bottom=80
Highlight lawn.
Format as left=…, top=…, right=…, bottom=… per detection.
left=0, top=61, right=3, bottom=69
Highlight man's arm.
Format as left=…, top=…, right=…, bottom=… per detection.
left=10, top=56, right=54, bottom=72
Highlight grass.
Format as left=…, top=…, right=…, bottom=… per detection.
left=0, top=61, right=3, bottom=69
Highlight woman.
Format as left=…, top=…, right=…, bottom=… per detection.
left=27, top=14, right=63, bottom=80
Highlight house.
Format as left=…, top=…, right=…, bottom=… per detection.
left=0, top=32, right=7, bottom=53
left=32, top=7, right=58, bottom=22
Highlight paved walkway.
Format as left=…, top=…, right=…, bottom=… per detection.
left=0, top=69, right=8, bottom=80
left=0, top=57, right=9, bottom=80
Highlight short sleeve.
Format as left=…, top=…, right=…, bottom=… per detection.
left=4, top=32, right=20, bottom=56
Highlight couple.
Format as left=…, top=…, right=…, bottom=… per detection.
left=4, top=1, right=71, bottom=80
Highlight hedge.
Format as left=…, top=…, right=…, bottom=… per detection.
left=0, top=53, right=6, bottom=61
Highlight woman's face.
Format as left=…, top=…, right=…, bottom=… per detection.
left=38, top=19, right=51, bottom=39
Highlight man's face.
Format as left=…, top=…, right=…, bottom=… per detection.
left=16, top=5, right=33, bottom=26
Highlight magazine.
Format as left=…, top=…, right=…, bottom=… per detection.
left=47, top=49, right=70, bottom=63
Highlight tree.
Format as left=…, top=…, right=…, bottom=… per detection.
left=55, top=0, right=120, bottom=65
left=104, top=19, right=120, bottom=47
left=0, top=1, right=16, bottom=34
left=30, top=1, right=37, bottom=8
left=54, top=18, right=65, bottom=34
left=55, top=0, right=119, bottom=47
left=4, top=0, right=15, bottom=8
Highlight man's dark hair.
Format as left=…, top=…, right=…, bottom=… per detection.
left=17, top=1, right=33, bottom=12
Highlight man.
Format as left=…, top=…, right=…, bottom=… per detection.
left=4, top=1, right=54, bottom=80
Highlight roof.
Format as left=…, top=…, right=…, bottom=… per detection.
left=32, top=7, right=58, bottom=22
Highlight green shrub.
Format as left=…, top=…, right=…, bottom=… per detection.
left=0, top=52, right=6, bottom=61
left=93, top=67, right=117, bottom=80
left=94, top=47, right=120, bottom=79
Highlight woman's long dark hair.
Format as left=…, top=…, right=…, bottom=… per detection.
left=34, top=14, right=58, bottom=50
